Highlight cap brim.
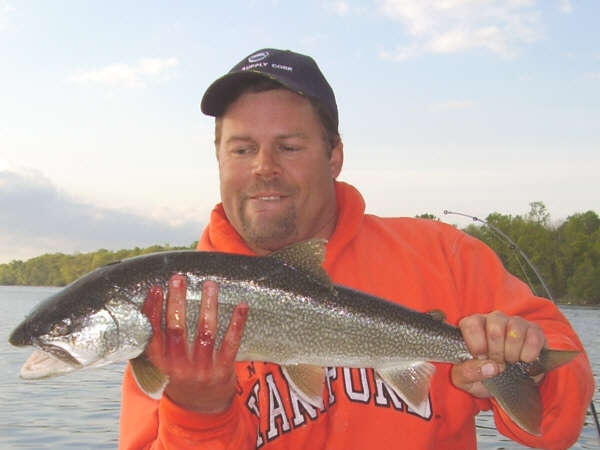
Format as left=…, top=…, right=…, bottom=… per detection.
left=200, top=71, right=279, bottom=117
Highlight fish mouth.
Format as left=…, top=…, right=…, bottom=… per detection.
left=19, top=350, right=80, bottom=380
left=31, top=338, right=83, bottom=368
left=10, top=322, right=83, bottom=369
left=8, top=321, right=32, bottom=347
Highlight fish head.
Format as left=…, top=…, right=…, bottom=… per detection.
left=9, top=279, right=153, bottom=379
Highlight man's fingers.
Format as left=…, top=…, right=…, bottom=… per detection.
left=143, top=285, right=164, bottom=333
left=458, top=314, right=488, bottom=357
left=216, top=302, right=249, bottom=369
left=521, top=324, right=546, bottom=363
left=451, top=359, right=499, bottom=398
left=454, top=358, right=496, bottom=383
left=455, top=311, right=549, bottom=400
left=142, top=285, right=165, bottom=361
left=504, top=318, right=528, bottom=363
left=485, top=311, right=508, bottom=364
left=193, top=281, right=219, bottom=367
left=166, top=274, right=189, bottom=363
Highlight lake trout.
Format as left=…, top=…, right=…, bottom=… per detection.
left=8, top=239, right=577, bottom=435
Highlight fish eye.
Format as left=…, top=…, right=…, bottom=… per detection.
left=51, top=318, right=72, bottom=336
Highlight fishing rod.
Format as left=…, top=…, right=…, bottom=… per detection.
left=443, top=210, right=553, bottom=300
left=443, top=209, right=600, bottom=440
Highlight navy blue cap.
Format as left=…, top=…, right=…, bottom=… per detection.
left=201, top=48, right=338, bottom=127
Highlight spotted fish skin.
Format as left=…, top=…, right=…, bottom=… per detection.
left=9, top=246, right=470, bottom=366
left=8, top=240, right=578, bottom=436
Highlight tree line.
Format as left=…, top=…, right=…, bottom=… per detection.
left=422, top=202, right=599, bottom=305
left=0, top=244, right=196, bottom=287
left=1, top=202, right=598, bottom=304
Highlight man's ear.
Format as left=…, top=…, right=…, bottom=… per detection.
left=330, top=140, right=343, bottom=179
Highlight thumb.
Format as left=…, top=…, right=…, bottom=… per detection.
left=451, top=358, right=500, bottom=398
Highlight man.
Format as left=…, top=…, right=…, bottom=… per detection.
left=119, top=48, right=593, bottom=449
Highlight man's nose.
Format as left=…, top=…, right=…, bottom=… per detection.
left=253, top=148, right=281, bottom=178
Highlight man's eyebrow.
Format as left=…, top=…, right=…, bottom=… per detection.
left=224, top=132, right=308, bottom=144
left=275, top=132, right=308, bottom=140
left=224, top=135, right=253, bottom=145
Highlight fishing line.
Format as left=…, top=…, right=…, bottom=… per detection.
left=443, top=210, right=553, bottom=301
left=442, top=209, right=600, bottom=439
left=513, top=255, right=538, bottom=297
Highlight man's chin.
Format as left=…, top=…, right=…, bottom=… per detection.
left=233, top=203, right=295, bottom=249
left=241, top=223, right=298, bottom=252
left=250, top=233, right=296, bottom=249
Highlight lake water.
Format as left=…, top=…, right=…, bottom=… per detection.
left=1, top=286, right=598, bottom=449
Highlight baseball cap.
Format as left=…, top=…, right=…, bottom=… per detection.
left=201, top=48, right=338, bottom=127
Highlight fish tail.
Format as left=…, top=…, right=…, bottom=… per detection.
left=482, top=348, right=578, bottom=436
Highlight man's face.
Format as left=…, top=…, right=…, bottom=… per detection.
left=216, top=88, right=343, bottom=255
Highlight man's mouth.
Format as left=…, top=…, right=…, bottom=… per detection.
left=256, top=195, right=284, bottom=201
left=250, top=193, right=289, bottom=201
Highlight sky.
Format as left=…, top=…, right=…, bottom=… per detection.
left=1, top=0, right=598, bottom=264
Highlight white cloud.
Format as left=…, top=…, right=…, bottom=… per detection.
left=331, top=1, right=350, bottom=15
left=379, top=43, right=420, bottom=61
left=327, top=1, right=367, bottom=16
left=558, top=0, right=573, bottom=14
left=68, top=57, right=179, bottom=88
left=137, top=57, right=179, bottom=75
left=0, top=1, right=16, bottom=31
left=377, top=0, right=543, bottom=59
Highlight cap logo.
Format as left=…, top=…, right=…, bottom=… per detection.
left=248, top=51, right=270, bottom=63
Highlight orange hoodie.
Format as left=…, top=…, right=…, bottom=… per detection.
left=119, top=181, right=593, bottom=450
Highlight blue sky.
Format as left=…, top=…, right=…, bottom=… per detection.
left=1, top=0, right=598, bottom=263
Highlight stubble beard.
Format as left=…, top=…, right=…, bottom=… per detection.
left=239, top=200, right=298, bottom=251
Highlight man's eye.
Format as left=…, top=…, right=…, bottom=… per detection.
left=280, top=145, right=299, bottom=152
left=233, top=147, right=250, bottom=155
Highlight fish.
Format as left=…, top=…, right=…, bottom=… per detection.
left=8, top=239, right=578, bottom=436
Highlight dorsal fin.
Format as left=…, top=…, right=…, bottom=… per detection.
left=426, top=309, right=446, bottom=322
left=269, top=239, right=332, bottom=289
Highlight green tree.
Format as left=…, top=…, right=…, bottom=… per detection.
left=527, top=201, right=550, bottom=226
left=566, top=256, right=600, bottom=304
left=463, top=205, right=560, bottom=300
left=558, top=211, right=600, bottom=304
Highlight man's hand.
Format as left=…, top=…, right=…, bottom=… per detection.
left=143, top=274, right=249, bottom=413
left=451, top=310, right=546, bottom=398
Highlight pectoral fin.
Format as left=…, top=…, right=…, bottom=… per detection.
left=482, top=348, right=579, bottom=436
left=482, top=363, right=541, bottom=435
left=130, top=355, right=169, bottom=400
left=282, top=364, right=325, bottom=409
left=376, top=361, right=435, bottom=416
